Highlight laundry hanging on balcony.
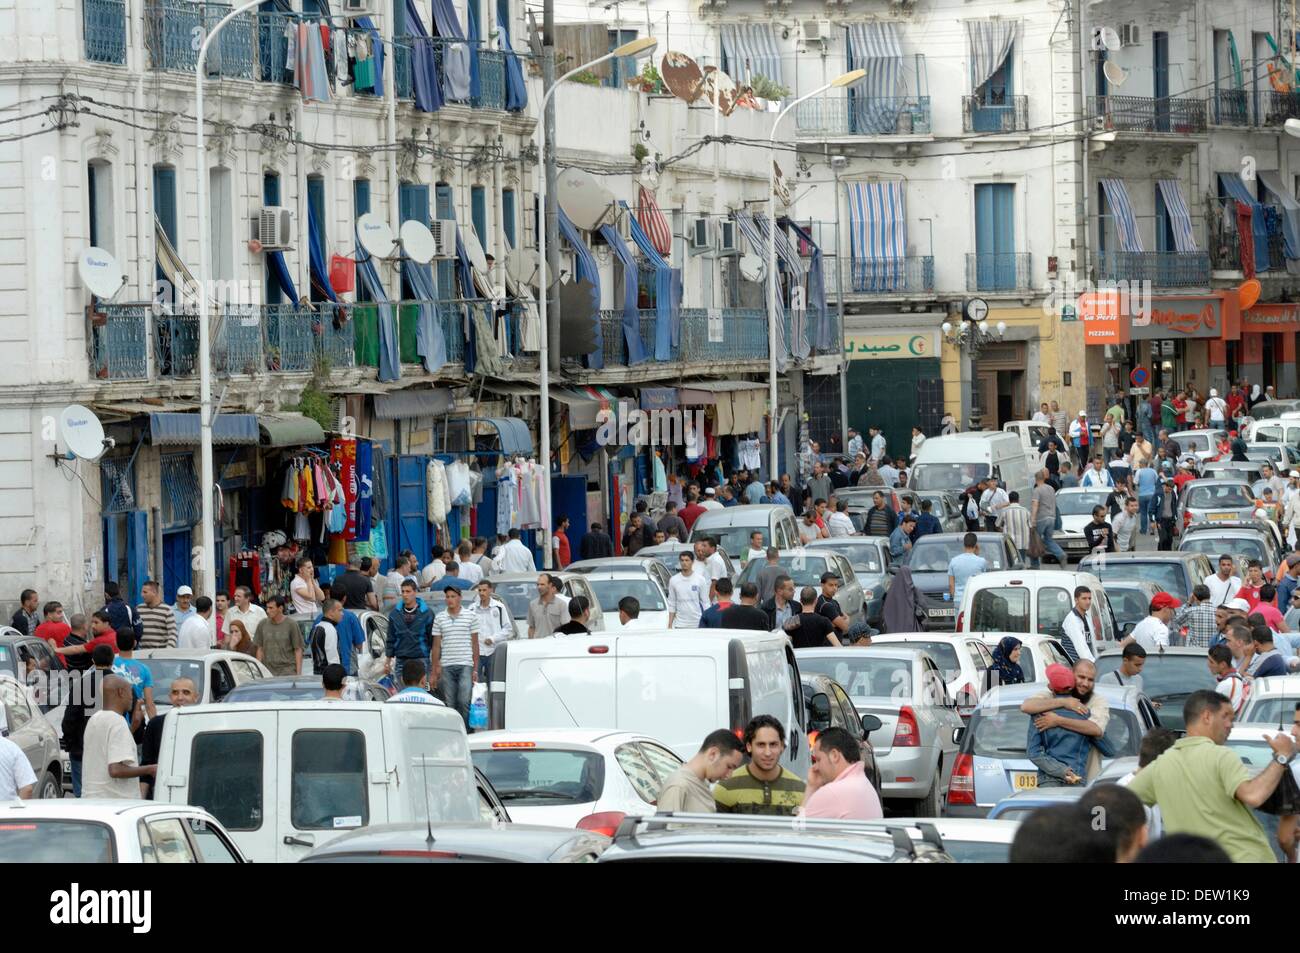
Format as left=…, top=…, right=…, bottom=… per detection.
left=1100, top=179, right=1144, bottom=253
left=354, top=225, right=400, bottom=382
left=429, top=0, right=478, bottom=102
left=781, top=218, right=829, bottom=353
left=719, top=22, right=783, bottom=85
left=557, top=209, right=604, bottom=370
left=1257, top=171, right=1300, bottom=275
left=404, top=0, right=445, bottom=111
left=755, top=213, right=808, bottom=360
left=730, top=210, right=788, bottom=371
left=267, top=251, right=301, bottom=307
left=307, top=199, right=341, bottom=305
left=625, top=200, right=682, bottom=363
left=1218, top=172, right=1272, bottom=274
left=635, top=185, right=672, bottom=257
left=846, top=22, right=904, bottom=135
left=599, top=221, right=649, bottom=365
left=1155, top=180, right=1199, bottom=253
left=351, top=15, right=385, bottom=94
left=288, top=20, right=331, bottom=102
left=400, top=243, right=447, bottom=374
left=845, top=180, right=907, bottom=294
left=496, top=0, right=527, bottom=111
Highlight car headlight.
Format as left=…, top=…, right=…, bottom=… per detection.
left=862, top=589, right=875, bottom=601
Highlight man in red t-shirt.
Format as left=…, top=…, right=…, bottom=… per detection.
left=54, top=610, right=119, bottom=663
left=1227, top=385, right=1247, bottom=425
left=1238, top=560, right=1267, bottom=610
left=551, top=516, right=572, bottom=569
left=679, top=490, right=707, bottom=532
left=34, top=600, right=72, bottom=650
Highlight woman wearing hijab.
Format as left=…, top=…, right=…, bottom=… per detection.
left=987, top=636, right=1025, bottom=690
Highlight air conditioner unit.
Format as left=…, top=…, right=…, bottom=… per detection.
left=340, top=0, right=377, bottom=16
left=718, top=219, right=738, bottom=254
left=1120, top=23, right=1141, bottom=46
left=689, top=217, right=711, bottom=250
left=257, top=206, right=293, bottom=250
left=803, top=20, right=832, bottom=44
left=429, top=218, right=457, bottom=259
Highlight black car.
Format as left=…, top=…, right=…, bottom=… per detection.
left=1093, top=646, right=1219, bottom=733
left=1079, top=551, right=1215, bottom=603
left=802, top=673, right=883, bottom=795
left=904, top=533, right=1025, bottom=631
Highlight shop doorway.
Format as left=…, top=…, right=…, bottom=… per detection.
left=161, top=529, right=193, bottom=603
left=1262, top=334, right=1276, bottom=390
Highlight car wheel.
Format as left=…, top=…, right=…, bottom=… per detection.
left=912, top=766, right=941, bottom=817
left=36, top=770, right=62, bottom=800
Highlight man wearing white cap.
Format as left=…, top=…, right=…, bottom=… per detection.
left=1203, top=555, right=1243, bottom=608
left=1205, top=388, right=1227, bottom=427
left=171, top=586, right=196, bottom=629
left=699, top=487, right=724, bottom=511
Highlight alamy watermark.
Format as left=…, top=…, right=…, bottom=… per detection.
left=594, top=406, right=707, bottom=451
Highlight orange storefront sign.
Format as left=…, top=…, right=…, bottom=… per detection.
left=1077, top=289, right=1126, bottom=345
left=1079, top=291, right=1240, bottom=345
left=1241, top=303, right=1300, bottom=334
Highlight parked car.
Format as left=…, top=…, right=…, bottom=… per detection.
left=1246, top=416, right=1300, bottom=447
left=1178, top=520, right=1284, bottom=575
left=1199, top=460, right=1267, bottom=485
left=597, top=814, right=954, bottom=863
left=0, top=672, right=63, bottom=798
left=636, top=543, right=738, bottom=586
left=220, top=674, right=391, bottom=703
left=975, top=633, right=1075, bottom=685
left=131, top=648, right=271, bottom=709
left=290, top=608, right=389, bottom=662
left=957, top=570, right=1118, bottom=660
left=1053, top=487, right=1124, bottom=562
left=566, top=556, right=673, bottom=593
left=945, top=682, right=1159, bottom=817
left=865, top=634, right=994, bottom=719
left=0, top=628, right=65, bottom=717
left=0, top=800, right=247, bottom=862
left=1238, top=675, right=1300, bottom=725
left=478, top=571, right=607, bottom=639
left=906, top=490, right=969, bottom=533
left=805, top=537, right=891, bottom=627
left=1176, top=479, right=1259, bottom=530
left=1225, top=724, right=1300, bottom=862
left=688, top=504, right=803, bottom=557
left=795, top=645, right=964, bottom=815
left=852, top=817, right=1020, bottom=863
left=1002, top=420, right=1052, bottom=472
left=1246, top=399, right=1300, bottom=420
left=1169, top=429, right=1228, bottom=463
left=562, top=566, right=670, bottom=632
left=1079, top=551, right=1215, bottom=604
left=984, top=755, right=1141, bottom=822
left=1101, top=580, right=1166, bottom=636
left=734, top=550, right=867, bottom=624
left=1093, top=646, right=1219, bottom=732
left=299, top=822, right=609, bottom=863
left=1243, top=442, right=1300, bottom=469
left=468, top=729, right=684, bottom=832
left=801, top=672, right=883, bottom=793
left=905, top=532, right=1025, bottom=631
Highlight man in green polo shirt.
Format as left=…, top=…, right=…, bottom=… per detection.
left=1127, top=690, right=1297, bottom=863
left=713, top=715, right=805, bottom=816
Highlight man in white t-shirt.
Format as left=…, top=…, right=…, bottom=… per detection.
left=1059, top=586, right=1098, bottom=663
left=667, top=552, right=711, bottom=628
left=827, top=500, right=857, bottom=538
left=176, top=595, right=215, bottom=650
left=0, top=734, right=35, bottom=800
left=695, top=537, right=729, bottom=602
left=289, top=558, right=325, bottom=615
left=497, top=529, right=538, bottom=574
left=1131, top=593, right=1178, bottom=652
left=419, top=546, right=451, bottom=588
left=699, top=487, right=725, bottom=511
left=743, top=531, right=767, bottom=565
left=455, top=541, right=484, bottom=586
left=471, top=580, right=512, bottom=683
left=1204, top=388, right=1227, bottom=426
left=1203, top=555, right=1243, bottom=607
left=81, top=676, right=154, bottom=799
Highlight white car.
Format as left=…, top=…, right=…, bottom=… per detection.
left=866, top=634, right=994, bottom=718
left=566, top=567, right=670, bottom=631
left=468, top=729, right=684, bottom=833
left=0, top=800, right=247, bottom=862
left=1239, top=675, right=1300, bottom=725
left=131, top=649, right=271, bottom=709
left=480, top=572, right=607, bottom=639
left=855, top=817, right=1021, bottom=863
left=976, top=632, right=1076, bottom=685
left=1052, top=487, right=1119, bottom=561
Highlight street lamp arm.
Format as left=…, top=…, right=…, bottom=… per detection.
left=197, top=0, right=267, bottom=67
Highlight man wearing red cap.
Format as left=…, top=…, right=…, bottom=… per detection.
left=1027, top=665, right=1116, bottom=787
left=1131, top=592, right=1181, bottom=652
left=1021, top=658, right=1112, bottom=780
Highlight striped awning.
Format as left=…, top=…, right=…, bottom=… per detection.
left=149, top=412, right=260, bottom=447
left=1156, top=180, right=1198, bottom=253
left=753, top=213, right=805, bottom=281
left=846, top=22, right=903, bottom=135
left=754, top=213, right=808, bottom=359
left=731, top=210, right=789, bottom=369
left=1100, top=179, right=1144, bottom=253
left=846, top=180, right=907, bottom=291
left=1258, top=171, right=1300, bottom=267
left=965, top=19, right=1016, bottom=91
left=635, top=185, right=672, bottom=257
left=719, top=22, right=783, bottom=85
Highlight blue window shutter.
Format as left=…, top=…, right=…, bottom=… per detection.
left=354, top=178, right=371, bottom=217
left=399, top=182, right=430, bottom=298
left=126, top=510, right=149, bottom=607
left=435, top=183, right=454, bottom=220
left=992, top=184, right=1015, bottom=256
left=471, top=185, right=487, bottom=247
left=502, top=188, right=516, bottom=248
left=436, top=184, right=455, bottom=300
left=308, top=176, right=327, bottom=248
left=1097, top=182, right=1108, bottom=256
left=974, top=184, right=995, bottom=256
left=153, top=166, right=177, bottom=243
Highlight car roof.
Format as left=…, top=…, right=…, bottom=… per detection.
left=974, top=631, right=1060, bottom=645
left=566, top=557, right=661, bottom=571
left=1245, top=675, right=1300, bottom=697
left=797, top=645, right=924, bottom=663
left=691, top=505, right=788, bottom=526
left=468, top=728, right=663, bottom=748
left=1100, top=580, right=1163, bottom=592
left=1080, top=551, right=1195, bottom=564
left=1228, top=724, right=1292, bottom=740
left=963, top=569, right=1101, bottom=585
left=870, top=634, right=982, bottom=645
left=1094, top=645, right=1207, bottom=658
left=1185, top=478, right=1253, bottom=486
left=913, top=532, right=1005, bottom=543
left=978, top=681, right=1138, bottom=710
left=305, top=823, right=608, bottom=859
left=133, top=648, right=240, bottom=660
left=489, top=572, right=583, bottom=583
left=995, top=788, right=1085, bottom=805
left=232, top=675, right=323, bottom=686
left=0, top=799, right=212, bottom=821
left=1057, top=486, right=1116, bottom=495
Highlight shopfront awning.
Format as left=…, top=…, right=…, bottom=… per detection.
left=677, top=381, right=767, bottom=436
left=457, top=417, right=532, bottom=457
left=149, top=412, right=260, bottom=447
left=640, top=387, right=679, bottom=411
left=551, top=387, right=618, bottom=429
left=373, top=389, right=455, bottom=420
left=677, top=380, right=768, bottom=404
left=258, top=413, right=326, bottom=448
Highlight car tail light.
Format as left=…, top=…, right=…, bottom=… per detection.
left=956, top=683, right=979, bottom=714
left=956, top=611, right=965, bottom=631
left=893, top=706, right=920, bottom=747
left=576, top=811, right=626, bottom=837
left=490, top=741, right=536, bottom=749
left=947, top=753, right=976, bottom=806
left=588, top=646, right=610, bottom=654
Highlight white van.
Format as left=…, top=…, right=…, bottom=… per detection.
left=955, top=570, right=1117, bottom=661
left=155, top=701, right=479, bottom=863
left=910, top=432, right=1032, bottom=504
left=1247, top=413, right=1300, bottom=447
left=688, top=504, right=802, bottom=558
left=487, top=630, right=811, bottom=774
left=1001, top=420, right=1050, bottom=472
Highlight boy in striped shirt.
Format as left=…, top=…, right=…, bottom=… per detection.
left=433, top=588, right=480, bottom=728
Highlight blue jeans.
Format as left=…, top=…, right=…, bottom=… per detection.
left=438, top=664, right=474, bottom=729
left=477, top=655, right=493, bottom=683
left=1034, top=519, right=1066, bottom=566
left=1139, top=494, right=1159, bottom=533
left=70, top=757, right=82, bottom=798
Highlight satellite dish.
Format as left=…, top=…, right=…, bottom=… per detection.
left=739, top=254, right=765, bottom=283
left=701, top=67, right=740, bottom=116
left=556, top=168, right=616, bottom=232
left=505, top=247, right=548, bottom=289
left=398, top=219, right=435, bottom=264
left=1100, top=26, right=1121, bottom=51
left=462, top=226, right=490, bottom=275
left=661, top=51, right=705, bottom=104
left=1103, top=60, right=1128, bottom=87
left=1285, top=117, right=1300, bottom=138
left=357, top=212, right=397, bottom=259
left=78, top=246, right=124, bottom=299
left=59, top=404, right=107, bottom=461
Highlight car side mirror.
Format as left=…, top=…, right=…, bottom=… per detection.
left=808, top=692, right=832, bottom=732
left=1120, top=621, right=1136, bottom=637
left=952, top=726, right=966, bottom=746
left=861, top=714, right=883, bottom=736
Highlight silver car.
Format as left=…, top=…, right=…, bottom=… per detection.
left=1053, top=487, right=1121, bottom=562
left=795, top=646, right=965, bottom=816
left=1169, top=429, right=1227, bottom=462
left=636, top=543, right=738, bottom=586
left=806, top=537, right=891, bottom=627
left=736, top=550, right=867, bottom=623
left=469, top=572, right=607, bottom=639
left=1177, top=478, right=1258, bottom=527
left=0, top=673, right=63, bottom=798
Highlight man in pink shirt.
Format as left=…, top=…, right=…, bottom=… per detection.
left=800, top=727, right=883, bottom=820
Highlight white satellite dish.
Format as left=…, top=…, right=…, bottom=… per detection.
left=78, top=246, right=124, bottom=299
left=1100, top=26, right=1121, bottom=51
left=1285, top=118, right=1300, bottom=138
left=59, top=404, right=107, bottom=461
left=1103, top=60, right=1128, bottom=87
left=462, top=227, right=490, bottom=275
left=556, top=168, right=616, bottom=232
left=357, top=212, right=397, bottom=260
left=399, top=219, right=436, bottom=264
left=505, top=247, right=548, bottom=288
left=739, top=254, right=765, bottom=283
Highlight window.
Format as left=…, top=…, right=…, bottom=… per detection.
left=354, top=178, right=371, bottom=304
left=501, top=188, right=516, bottom=248
left=0, top=821, right=115, bottom=863
left=471, top=747, right=606, bottom=804
left=209, top=167, right=234, bottom=286
left=0, top=677, right=32, bottom=730
left=471, top=185, right=487, bottom=250
left=186, top=817, right=242, bottom=863
left=190, top=731, right=263, bottom=831
left=606, top=29, right=638, bottom=88
left=637, top=743, right=684, bottom=786
left=146, top=818, right=198, bottom=863
left=970, top=587, right=1029, bottom=632
left=614, top=744, right=661, bottom=803
left=307, top=175, right=328, bottom=303
left=1037, top=587, right=1072, bottom=637
left=88, top=161, right=114, bottom=254
left=291, top=729, right=369, bottom=830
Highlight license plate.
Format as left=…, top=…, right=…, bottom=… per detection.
left=1207, top=513, right=1236, bottom=521
left=1065, top=539, right=1088, bottom=549
left=927, top=608, right=955, bottom=617
left=1012, top=772, right=1038, bottom=791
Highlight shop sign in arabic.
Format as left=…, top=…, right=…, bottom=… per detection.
left=844, top=331, right=936, bottom=360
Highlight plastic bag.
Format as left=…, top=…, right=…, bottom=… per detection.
left=469, top=681, right=488, bottom=729
left=447, top=460, right=473, bottom=508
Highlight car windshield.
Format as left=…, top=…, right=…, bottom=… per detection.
left=942, top=839, right=1013, bottom=863
left=470, top=748, right=606, bottom=805
left=738, top=555, right=835, bottom=587
left=910, top=462, right=989, bottom=492
left=1107, top=588, right=1156, bottom=624
left=886, top=641, right=961, bottom=681
left=1057, top=492, right=1115, bottom=516
left=1174, top=433, right=1214, bottom=452
left=491, top=581, right=537, bottom=619
left=137, top=659, right=206, bottom=700
left=971, top=706, right=1141, bottom=759
left=1094, top=654, right=1218, bottom=701
left=1085, top=561, right=1188, bottom=600
left=797, top=655, right=912, bottom=699
left=811, top=542, right=883, bottom=573
left=690, top=526, right=765, bottom=557
left=0, top=820, right=115, bottom=862
left=1185, top=485, right=1255, bottom=509
left=587, top=579, right=666, bottom=612
left=908, top=538, right=1008, bottom=573
left=1242, top=696, right=1300, bottom=725
left=1245, top=447, right=1283, bottom=463
left=1181, top=536, right=1268, bottom=564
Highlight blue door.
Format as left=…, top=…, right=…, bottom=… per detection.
left=974, top=183, right=1016, bottom=290
left=162, top=529, right=192, bottom=603
left=1153, top=32, right=1170, bottom=132
left=307, top=176, right=328, bottom=302
left=390, top=455, right=431, bottom=564
left=471, top=186, right=487, bottom=250
left=1154, top=184, right=1175, bottom=286
left=126, top=511, right=149, bottom=607
left=398, top=182, right=431, bottom=298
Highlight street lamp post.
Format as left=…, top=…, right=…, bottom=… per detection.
left=766, top=69, right=864, bottom=481
left=535, top=36, right=656, bottom=568
left=196, top=0, right=267, bottom=600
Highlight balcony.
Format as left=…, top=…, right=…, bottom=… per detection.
left=596, top=308, right=769, bottom=366
left=92, top=305, right=149, bottom=380
left=795, top=95, right=931, bottom=138
left=962, top=96, right=1028, bottom=134
left=847, top=257, right=934, bottom=296
left=1089, top=95, right=1207, bottom=135
left=966, top=253, right=1032, bottom=293
left=394, top=38, right=507, bottom=111
left=1210, top=89, right=1250, bottom=126
left=84, top=0, right=127, bottom=65
left=1095, top=251, right=1211, bottom=289
left=1260, top=91, right=1300, bottom=126
left=146, top=0, right=256, bottom=78
left=1210, top=225, right=1289, bottom=275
